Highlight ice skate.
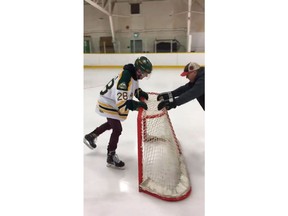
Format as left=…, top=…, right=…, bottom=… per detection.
left=83, top=133, right=97, bottom=149
left=106, top=151, right=125, bottom=169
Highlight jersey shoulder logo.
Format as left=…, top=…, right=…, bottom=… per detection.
left=118, top=82, right=128, bottom=90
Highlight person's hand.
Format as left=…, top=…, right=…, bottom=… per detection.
left=135, top=88, right=149, bottom=100
left=157, top=98, right=176, bottom=110
left=125, top=100, right=148, bottom=111
left=157, top=92, right=173, bottom=101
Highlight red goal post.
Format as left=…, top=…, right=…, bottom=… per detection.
left=137, top=92, right=191, bottom=201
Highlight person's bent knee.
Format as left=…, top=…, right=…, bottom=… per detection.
left=113, top=126, right=122, bottom=136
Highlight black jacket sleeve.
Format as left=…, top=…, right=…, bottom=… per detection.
left=171, top=68, right=205, bottom=106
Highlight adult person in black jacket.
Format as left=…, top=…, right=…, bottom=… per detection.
left=157, top=62, right=205, bottom=111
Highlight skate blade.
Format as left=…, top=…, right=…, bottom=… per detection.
left=106, top=163, right=125, bottom=170
left=83, top=139, right=96, bottom=150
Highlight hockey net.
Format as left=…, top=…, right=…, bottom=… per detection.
left=137, top=92, right=191, bottom=201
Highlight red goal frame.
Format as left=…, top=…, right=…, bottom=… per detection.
left=137, top=92, right=191, bottom=201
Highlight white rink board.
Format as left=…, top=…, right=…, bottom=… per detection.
left=84, top=53, right=205, bottom=67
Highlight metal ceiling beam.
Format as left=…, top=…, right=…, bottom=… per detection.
left=187, top=0, right=192, bottom=52
left=85, top=0, right=116, bottom=49
left=85, top=0, right=110, bottom=16
left=195, top=0, right=204, bottom=10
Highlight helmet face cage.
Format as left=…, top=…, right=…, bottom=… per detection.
left=135, top=56, right=152, bottom=75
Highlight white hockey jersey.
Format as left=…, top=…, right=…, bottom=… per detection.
left=96, top=69, right=139, bottom=121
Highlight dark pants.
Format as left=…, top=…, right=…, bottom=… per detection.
left=92, top=118, right=122, bottom=152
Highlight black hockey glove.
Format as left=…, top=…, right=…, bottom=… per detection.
left=157, top=98, right=177, bottom=110
left=135, top=88, right=149, bottom=100
left=125, top=100, right=148, bottom=111
left=157, top=92, right=173, bottom=101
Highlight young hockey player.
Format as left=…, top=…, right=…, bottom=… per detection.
left=84, top=56, right=152, bottom=169
left=157, top=62, right=205, bottom=111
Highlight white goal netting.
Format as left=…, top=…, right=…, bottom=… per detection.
left=137, top=93, right=191, bottom=201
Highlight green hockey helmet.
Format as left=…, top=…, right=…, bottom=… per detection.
left=134, top=56, right=153, bottom=74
